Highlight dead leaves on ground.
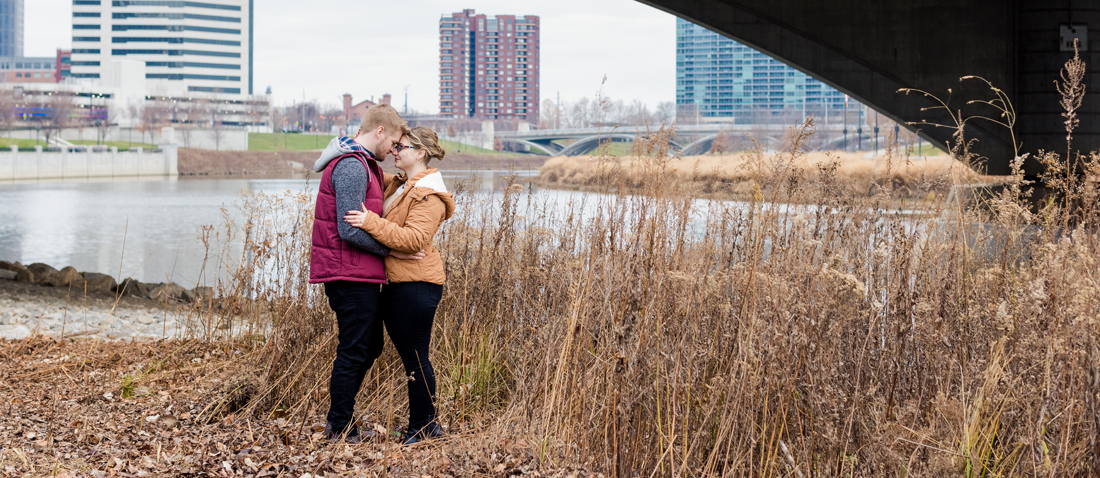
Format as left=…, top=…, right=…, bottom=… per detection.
left=0, top=337, right=601, bottom=477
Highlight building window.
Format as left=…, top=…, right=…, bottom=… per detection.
left=112, top=24, right=240, bottom=34
left=73, top=12, right=101, bottom=17
left=147, top=73, right=241, bottom=81
left=113, top=1, right=241, bottom=11
left=187, top=86, right=242, bottom=94
left=73, top=37, right=101, bottom=42
left=113, top=37, right=242, bottom=46
left=73, top=24, right=101, bottom=30
left=113, top=12, right=240, bottom=23
left=112, top=49, right=241, bottom=57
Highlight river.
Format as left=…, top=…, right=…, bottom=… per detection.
left=0, top=170, right=540, bottom=285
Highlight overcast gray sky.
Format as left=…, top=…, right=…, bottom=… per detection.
left=27, top=0, right=677, bottom=113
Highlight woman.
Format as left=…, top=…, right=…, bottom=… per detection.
left=344, top=126, right=455, bottom=444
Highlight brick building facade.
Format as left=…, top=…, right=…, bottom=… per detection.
left=439, top=9, right=539, bottom=122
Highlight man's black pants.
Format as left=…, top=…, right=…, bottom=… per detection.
left=379, top=281, right=443, bottom=431
left=324, top=280, right=383, bottom=437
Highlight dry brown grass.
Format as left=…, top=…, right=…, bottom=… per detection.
left=173, top=111, right=1100, bottom=476
left=539, top=146, right=979, bottom=202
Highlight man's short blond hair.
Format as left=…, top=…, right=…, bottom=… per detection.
left=358, top=104, right=409, bottom=137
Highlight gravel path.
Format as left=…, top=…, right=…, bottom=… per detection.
left=0, top=280, right=195, bottom=340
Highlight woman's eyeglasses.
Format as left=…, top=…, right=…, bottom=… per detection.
left=393, top=143, right=417, bottom=153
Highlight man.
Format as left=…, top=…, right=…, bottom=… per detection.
left=310, top=104, right=420, bottom=443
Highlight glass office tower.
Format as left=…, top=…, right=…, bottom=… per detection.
left=0, top=0, right=23, bottom=58
left=676, top=18, right=849, bottom=124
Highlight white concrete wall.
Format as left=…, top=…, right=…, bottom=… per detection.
left=0, top=145, right=178, bottom=181
left=440, top=120, right=498, bottom=150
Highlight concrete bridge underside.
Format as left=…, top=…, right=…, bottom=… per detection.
left=637, top=0, right=1100, bottom=176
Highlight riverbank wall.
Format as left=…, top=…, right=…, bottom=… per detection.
left=0, top=145, right=178, bottom=181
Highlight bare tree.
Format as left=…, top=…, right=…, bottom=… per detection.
left=211, top=104, right=226, bottom=151
left=95, top=103, right=116, bottom=147
left=43, top=92, right=75, bottom=146
left=177, top=98, right=207, bottom=148
left=271, top=106, right=286, bottom=133
left=709, top=131, right=734, bottom=154
left=567, top=97, right=591, bottom=128
left=654, top=101, right=676, bottom=126
left=246, top=95, right=268, bottom=133
left=143, top=99, right=171, bottom=145
left=0, top=89, right=15, bottom=139
left=539, top=98, right=560, bottom=130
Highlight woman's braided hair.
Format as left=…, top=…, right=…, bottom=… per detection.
left=406, top=126, right=445, bottom=166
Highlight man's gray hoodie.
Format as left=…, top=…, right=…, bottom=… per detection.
left=316, top=136, right=389, bottom=257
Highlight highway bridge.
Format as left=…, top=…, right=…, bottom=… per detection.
left=496, top=123, right=881, bottom=156
left=635, top=0, right=1099, bottom=177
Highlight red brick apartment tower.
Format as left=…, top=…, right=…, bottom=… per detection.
left=439, top=9, right=539, bottom=122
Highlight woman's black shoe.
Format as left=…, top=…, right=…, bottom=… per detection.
left=401, top=421, right=443, bottom=445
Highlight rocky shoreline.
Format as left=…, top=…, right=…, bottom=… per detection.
left=0, top=261, right=216, bottom=340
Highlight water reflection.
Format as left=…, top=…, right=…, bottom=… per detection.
left=0, top=170, right=537, bottom=285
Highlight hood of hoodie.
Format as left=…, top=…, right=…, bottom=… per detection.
left=403, top=169, right=456, bottom=220
left=314, top=136, right=375, bottom=172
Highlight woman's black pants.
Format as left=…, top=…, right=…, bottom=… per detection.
left=380, top=281, right=443, bottom=430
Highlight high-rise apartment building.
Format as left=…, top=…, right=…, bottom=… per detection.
left=0, top=0, right=22, bottom=58
left=676, top=18, right=848, bottom=124
left=439, top=9, right=539, bottom=121
left=70, top=0, right=253, bottom=95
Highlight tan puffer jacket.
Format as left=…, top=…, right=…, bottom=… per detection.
left=357, top=168, right=455, bottom=285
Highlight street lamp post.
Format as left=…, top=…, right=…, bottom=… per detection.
left=843, top=97, right=848, bottom=152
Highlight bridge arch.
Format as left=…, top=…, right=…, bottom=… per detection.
left=556, top=134, right=684, bottom=157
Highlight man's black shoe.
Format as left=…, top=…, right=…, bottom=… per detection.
left=401, top=421, right=443, bottom=445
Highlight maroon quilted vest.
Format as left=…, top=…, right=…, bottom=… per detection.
left=309, top=153, right=387, bottom=284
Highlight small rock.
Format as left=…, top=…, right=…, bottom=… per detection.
left=0, top=325, right=31, bottom=340
left=82, top=273, right=117, bottom=294
left=58, top=267, right=83, bottom=287
left=149, top=283, right=194, bottom=303
left=8, top=262, right=34, bottom=284
left=26, top=263, right=62, bottom=287
left=136, top=315, right=156, bottom=325
left=115, top=278, right=149, bottom=298
left=0, top=270, right=15, bottom=281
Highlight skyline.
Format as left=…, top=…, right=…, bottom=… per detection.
left=26, top=0, right=676, bottom=115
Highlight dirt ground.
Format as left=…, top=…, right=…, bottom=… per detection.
left=0, top=333, right=601, bottom=477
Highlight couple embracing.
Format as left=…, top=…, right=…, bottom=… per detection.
left=308, top=104, right=455, bottom=445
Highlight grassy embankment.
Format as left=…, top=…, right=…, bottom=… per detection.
left=190, top=133, right=545, bottom=174
left=247, top=133, right=518, bottom=156
left=0, top=137, right=47, bottom=148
